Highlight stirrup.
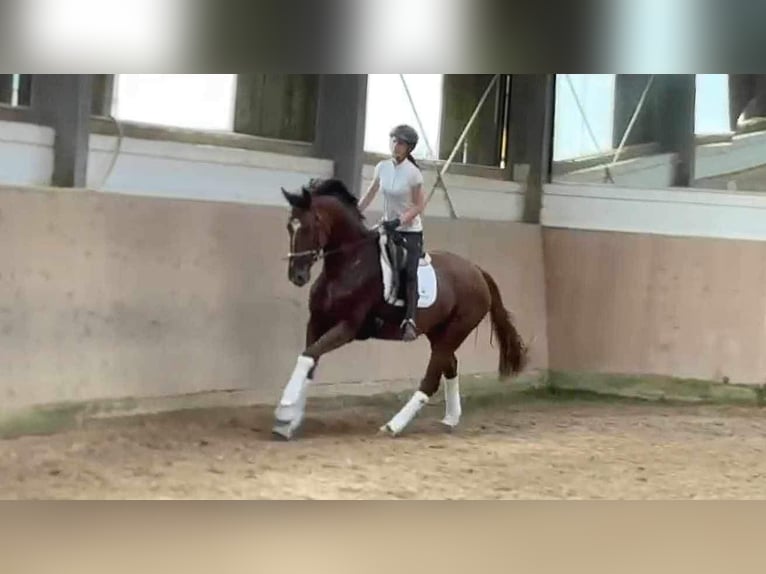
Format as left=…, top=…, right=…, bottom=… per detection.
left=401, top=318, right=417, bottom=341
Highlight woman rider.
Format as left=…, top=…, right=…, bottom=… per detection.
left=359, top=124, right=426, bottom=342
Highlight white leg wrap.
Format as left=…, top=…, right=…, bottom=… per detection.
left=274, top=355, right=315, bottom=423
left=291, top=378, right=311, bottom=425
left=273, top=378, right=311, bottom=440
left=382, top=390, right=429, bottom=435
left=441, top=376, right=461, bottom=427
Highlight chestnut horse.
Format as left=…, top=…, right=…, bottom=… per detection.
left=273, top=178, right=527, bottom=439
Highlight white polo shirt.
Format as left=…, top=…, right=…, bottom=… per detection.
left=374, top=158, right=424, bottom=232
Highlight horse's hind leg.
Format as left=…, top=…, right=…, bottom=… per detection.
left=380, top=349, right=449, bottom=436
left=380, top=307, right=484, bottom=437
left=432, top=313, right=486, bottom=430
left=441, top=354, right=461, bottom=428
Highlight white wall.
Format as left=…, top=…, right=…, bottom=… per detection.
left=555, top=153, right=676, bottom=188
left=0, top=119, right=525, bottom=224
left=543, top=182, right=766, bottom=242
left=0, top=120, right=54, bottom=186
left=86, top=134, right=333, bottom=205
left=555, top=131, right=766, bottom=190
left=5, top=118, right=766, bottom=235
left=87, top=133, right=526, bottom=221
left=695, top=130, right=766, bottom=181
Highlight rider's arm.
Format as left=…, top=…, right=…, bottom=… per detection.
left=401, top=182, right=425, bottom=225
left=358, top=177, right=379, bottom=212
left=359, top=163, right=381, bottom=213
left=401, top=166, right=425, bottom=226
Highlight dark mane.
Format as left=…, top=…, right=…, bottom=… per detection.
left=305, top=178, right=365, bottom=221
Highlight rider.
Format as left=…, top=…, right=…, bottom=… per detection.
left=359, top=124, right=426, bottom=342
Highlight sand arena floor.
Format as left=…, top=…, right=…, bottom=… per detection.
left=2, top=387, right=766, bottom=499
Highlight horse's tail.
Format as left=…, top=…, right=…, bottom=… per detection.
left=479, top=268, right=527, bottom=379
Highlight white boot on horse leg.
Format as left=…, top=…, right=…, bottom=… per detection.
left=273, top=379, right=311, bottom=439
left=440, top=375, right=462, bottom=429
left=380, top=390, right=429, bottom=437
left=273, top=355, right=315, bottom=439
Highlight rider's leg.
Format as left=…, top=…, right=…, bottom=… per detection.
left=388, top=233, right=401, bottom=304
left=400, top=231, right=422, bottom=342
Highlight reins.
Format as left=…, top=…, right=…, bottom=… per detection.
left=282, top=224, right=381, bottom=262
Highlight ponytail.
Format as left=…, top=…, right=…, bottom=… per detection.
left=406, top=152, right=420, bottom=170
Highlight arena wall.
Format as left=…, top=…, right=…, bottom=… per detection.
left=0, top=120, right=55, bottom=187
left=0, top=121, right=547, bottom=411
left=5, top=115, right=766, bottom=415
left=542, top=182, right=766, bottom=384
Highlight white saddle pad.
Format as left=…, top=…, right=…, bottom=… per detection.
left=379, top=233, right=437, bottom=308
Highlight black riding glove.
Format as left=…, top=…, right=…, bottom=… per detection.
left=382, top=218, right=401, bottom=233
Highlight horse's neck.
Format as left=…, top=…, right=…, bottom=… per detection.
left=323, top=223, right=377, bottom=279
left=325, top=214, right=370, bottom=250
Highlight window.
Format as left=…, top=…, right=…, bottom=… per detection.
left=364, top=74, right=443, bottom=160
left=111, top=74, right=237, bottom=132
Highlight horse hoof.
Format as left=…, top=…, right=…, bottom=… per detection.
left=439, top=418, right=460, bottom=432
left=272, top=420, right=297, bottom=441
left=379, top=424, right=398, bottom=437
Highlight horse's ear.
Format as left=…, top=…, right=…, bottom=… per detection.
left=281, top=186, right=311, bottom=210
left=282, top=187, right=302, bottom=209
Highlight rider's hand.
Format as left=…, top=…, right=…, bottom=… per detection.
left=382, top=218, right=401, bottom=233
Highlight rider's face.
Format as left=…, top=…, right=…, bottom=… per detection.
left=390, top=137, right=409, bottom=161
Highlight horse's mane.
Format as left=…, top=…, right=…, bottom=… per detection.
left=305, top=178, right=365, bottom=222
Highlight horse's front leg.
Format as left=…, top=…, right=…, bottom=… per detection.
left=273, top=317, right=321, bottom=439
left=273, top=317, right=358, bottom=440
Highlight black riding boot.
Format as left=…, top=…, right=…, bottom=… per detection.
left=387, top=235, right=402, bottom=305
left=400, top=232, right=422, bottom=342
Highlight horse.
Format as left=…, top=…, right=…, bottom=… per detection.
left=273, top=178, right=528, bottom=439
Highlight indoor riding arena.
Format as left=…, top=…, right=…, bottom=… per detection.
left=3, top=74, right=766, bottom=499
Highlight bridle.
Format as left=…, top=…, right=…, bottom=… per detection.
left=282, top=209, right=380, bottom=263
left=283, top=208, right=324, bottom=263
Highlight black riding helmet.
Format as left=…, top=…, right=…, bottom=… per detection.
left=389, top=124, right=419, bottom=150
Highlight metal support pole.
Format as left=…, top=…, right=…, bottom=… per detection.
left=521, top=75, right=555, bottom=224
left=31, top=74, right=93, bottom=188
left=314, top=74, right=368, bottom=196
left=609, top=75, right=654, bottom=170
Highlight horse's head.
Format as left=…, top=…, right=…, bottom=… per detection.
left=282, top=185, right=326, bottom=287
